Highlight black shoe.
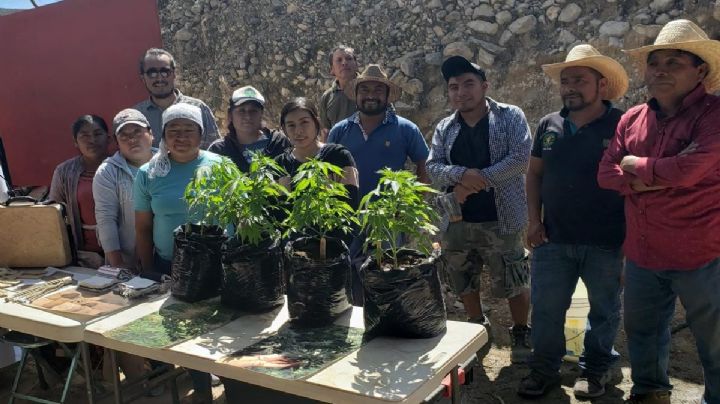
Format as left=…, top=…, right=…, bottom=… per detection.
left=517, top=371, right=560, bottom=397
left=573, top=371, right=610, bottom=398
left=510, top=324, right=531, bottom=364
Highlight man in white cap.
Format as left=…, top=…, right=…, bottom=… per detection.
left=208, top=85, right=291, bottom=172
left=518, top=45, right=629, bottom=398
left=598, top=19, right=720, bottom=404
left=427, top=55, right=532, bottom=364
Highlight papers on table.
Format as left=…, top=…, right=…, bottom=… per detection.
left=122, top=277, right=156, bottom=289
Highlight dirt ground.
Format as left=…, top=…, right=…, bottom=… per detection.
left=0, top=286, right=706, bottom=404
left=453, top=293, right=706, bottom=404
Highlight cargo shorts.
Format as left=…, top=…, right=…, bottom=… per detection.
left=441, top=221, right=529, bottom=298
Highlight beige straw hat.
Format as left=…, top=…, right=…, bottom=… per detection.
left=542, top=44, right=629, bottom=100
left=623, top=19, right=720, bottom=92
left=345, top=64, right=401, bottom=103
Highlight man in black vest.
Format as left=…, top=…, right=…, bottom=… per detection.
left=518, top=45, right=628, bottom=399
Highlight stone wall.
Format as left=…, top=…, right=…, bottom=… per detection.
left=158, top=0, right=720, bottom=136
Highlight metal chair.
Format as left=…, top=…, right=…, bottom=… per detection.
left=2, top=331, right=81, bottom=404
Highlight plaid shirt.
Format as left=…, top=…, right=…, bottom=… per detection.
left=427, top=98, right=531, bottom=234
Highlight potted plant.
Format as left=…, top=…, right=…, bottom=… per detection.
left=216, top=154, right=289, bottom=312
left=282, top=159, right=358, bottom=327
left=358, top=168, right=447, bottom=339
left=172, top=159, right=234, bottom=302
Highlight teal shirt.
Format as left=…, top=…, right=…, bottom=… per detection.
left=133, top=151, right=222, bottom=260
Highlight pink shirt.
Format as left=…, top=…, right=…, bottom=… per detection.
left=598, top=84, right=720, bottom=270
left=77, top=174, right=102, bottom=254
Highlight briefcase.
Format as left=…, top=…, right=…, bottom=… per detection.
left=0, top=197, right=75, bottom=267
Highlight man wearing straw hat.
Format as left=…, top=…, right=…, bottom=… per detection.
left=427, top=55, right=533, bottom=364
left=518, top=44, right=628, bottom=398
left=598, top=19, right=720, bottom=404
left=328, top=64, right=430, bottom=304
left=328, top=63, right=429, bottom=198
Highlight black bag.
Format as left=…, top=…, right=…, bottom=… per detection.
left=221, top=237, right=284, bottom=312
left=284, top=237, right=351, bottom=327
left=171, top=224, right=225, bottom=302
left=360, top=248, right=447, bottom=339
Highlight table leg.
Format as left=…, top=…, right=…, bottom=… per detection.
left=108, top=349, right=123, bottom=404
left=80, top=342, right=95, bottom=404
left=450, top=365, right=461, bottom=404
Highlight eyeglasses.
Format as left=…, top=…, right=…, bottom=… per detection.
left=144, top=67, right=173, bottom=79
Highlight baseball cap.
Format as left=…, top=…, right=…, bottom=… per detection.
left=230, top=86, right=265, bottom=108
left=441, top=56, right=487, bottom=82
left=113, top=108, right=150, bottom=135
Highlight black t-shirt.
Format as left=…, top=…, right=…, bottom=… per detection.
left=275, top=144, right=359, bottom=244
left=448, top=115, right=498, bottom=223
left=275, top=143, right=355, bottom=177
left=208, top=128, right=291, bottom=172
left=531, top=105, right=625, bottom=246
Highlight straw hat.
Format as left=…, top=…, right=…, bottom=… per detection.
left=542, top=44, right=629, bottom=100
left=345, top=64, right=401, bottom=103
left=623, top=19, right=720, bottom=92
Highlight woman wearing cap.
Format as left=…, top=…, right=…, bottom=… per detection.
left=49, top=114, right=112, bottom=268
left=133, top=103, right=221, bottom=403
left=89, top=113, right=157, bottom=389
left=208, top=85, right=291, bottom=171
left=93, top=109, right=155, bottom=270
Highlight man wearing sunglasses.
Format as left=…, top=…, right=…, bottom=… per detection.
left=133, top=48, right=219, bottom=148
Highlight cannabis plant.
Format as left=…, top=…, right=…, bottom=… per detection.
left=282, top=159, right=358, bottom=258
left=185, top=154, right=288, bottom=245
left=184, top=156, right=237, bottom=231
left=359, top=168, right=439, bottom=268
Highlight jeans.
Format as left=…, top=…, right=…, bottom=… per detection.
left=529, top=243, right=623, bottom=379
left=625, top=259, right=720, bottom=403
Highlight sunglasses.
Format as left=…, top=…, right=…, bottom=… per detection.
left=144, top=67, right=174, bottom=79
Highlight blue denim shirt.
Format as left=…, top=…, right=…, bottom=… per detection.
left=427, top=98, right=531, bottom=234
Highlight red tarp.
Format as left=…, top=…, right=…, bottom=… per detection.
left=0, top=0, right=162, bottom=186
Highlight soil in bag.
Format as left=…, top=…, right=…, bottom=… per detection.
left=221, top=237, right=284, bottom=312
left=171, top=224, right=225, bottom=302
left=360, top=248, right=447, bottom=339
left=285, top=236, right=351, bottom=328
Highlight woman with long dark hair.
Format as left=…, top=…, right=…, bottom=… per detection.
left=49, top=114, right=111, bottom=268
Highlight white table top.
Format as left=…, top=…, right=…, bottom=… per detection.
left=85, top=295, right=488, bottom=403
left=0, top=266, right=99, bottom=342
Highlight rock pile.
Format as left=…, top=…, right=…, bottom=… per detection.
left=159, top=0, right=720, bottom=135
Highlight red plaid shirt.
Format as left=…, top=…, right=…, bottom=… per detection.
left=598, top=84, right=720, bottom=270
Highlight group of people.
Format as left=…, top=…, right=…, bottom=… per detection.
left=43, top=17, right=718, bottom=404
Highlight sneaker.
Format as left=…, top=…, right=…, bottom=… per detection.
left=517, top=371, right=560, bottom=397
left=624, top=391, right=671, bottom=404
left=573, top=372, right=610, bottom=398
left=510, top=324, right=532, bottom=364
